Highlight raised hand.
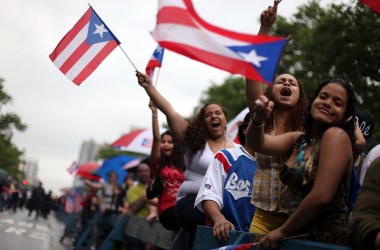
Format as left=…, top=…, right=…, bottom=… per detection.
left=136, top=71, right=153, bottom=89
left=148, top=100, right=157, bottom=113
left=251, top=95, right=274, bottom=125
left=259, top=0, right=280, bottom=34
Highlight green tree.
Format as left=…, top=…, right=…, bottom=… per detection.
left=195, top=76, right=247, bottom=120
left=0, top=78, right=27, bottom=179
left=272, top=0, right=380, bottom=140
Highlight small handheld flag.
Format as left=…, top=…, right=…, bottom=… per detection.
left=67, top=161, right=79, bottom=175
left=49, top=7, right=120, bottom=85
left=145, top=45, right=165, bottom=79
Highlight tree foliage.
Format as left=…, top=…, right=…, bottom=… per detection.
left=0, top=78, right=27, bottom=179
left=194, top=76, right=247, bottom=120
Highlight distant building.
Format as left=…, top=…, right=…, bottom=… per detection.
left=74, top=139, right=100, bottom=187
left=78, top=139, right=100, bottom=165
left=21, top=158, right=39, bottom=186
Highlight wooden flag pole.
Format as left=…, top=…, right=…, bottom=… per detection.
left=118, top=45, right=139, bottom=71
left=154, top=68, right=161, bottom=87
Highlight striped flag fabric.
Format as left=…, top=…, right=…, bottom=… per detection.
left=360, top=0, right=380, bottom=13
left=151, top=0, right=288, bottom=84
left=145, top=45, right=165, bottom=78
left=67, top=161, right=79, bottom=175
left=49, top=7, right=120, bottom=85
left=212, top=242, right=257, bottom=250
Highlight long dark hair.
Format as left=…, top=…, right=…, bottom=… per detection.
left=264, top=77, right=307, bottom=133
left=184, top=102, right=227, bottom=161
left=303, top=78, right=356, bottom=146
left=159, top=130, right=185, bottom=172
left=237, top=112, right=251, bottom=146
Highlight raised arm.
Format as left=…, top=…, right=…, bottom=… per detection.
left=246, top=0, right=279, bottom=113
left=149, top=100, right=161, bottom=164
left=246, top=95, right=299, bottom=156
left=84, top=179, right=103, bottom=189
left=136, top=71, right=188, bottom=143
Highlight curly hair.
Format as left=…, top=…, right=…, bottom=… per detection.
left=237, top=112, right=251, bottom=146
left=159, top=130, right=185, bottom=172
left=303, top=78, right=356, bottom=146
left=184, top=102, right=227, bottom=161
left=264, top=77, right=308, bottom=133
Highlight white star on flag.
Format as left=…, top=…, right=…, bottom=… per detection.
left=238, top=50, right=268, bottom=67
left=93, top=23, right=108, bottom=38
left=156, top=46, right=163, bottom=54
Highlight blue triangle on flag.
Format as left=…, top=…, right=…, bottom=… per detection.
left=87, top=10, right=117, bottom=44
left=153, top=46, right=165, bottom=63
left=227, top=40, right=287, bottom=83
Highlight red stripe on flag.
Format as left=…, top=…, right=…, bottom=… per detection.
left=157, top=6, right=197, bottom=27
left=59, top=40, right=90, bottom=74
left=49, top=9, right=92, bottom=61
left=182, top=0, right=283, bottom=43
left=73, top=40, right=119, bottom=85
left=110, top=129, right=147, bottom=147
left=158, top=41, right=265, bottom=82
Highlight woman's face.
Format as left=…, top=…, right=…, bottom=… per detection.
left=203, top=104, right=227, bottom=139
left=108, top=172, right=117, bottom=183
left=160, top=134, right=174, bottom=157
left=271, top=74, right=300, bottom=109
left=311, top=83, right=348, bottom=126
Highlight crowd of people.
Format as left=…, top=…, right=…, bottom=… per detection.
left=0, top=179, right=54, bottom=219
left=3, top=1, right=379, bottom=250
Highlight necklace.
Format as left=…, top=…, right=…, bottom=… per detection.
left=296, top=137, right=317, bottom=164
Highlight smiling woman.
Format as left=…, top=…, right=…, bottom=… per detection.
left=248, top=78, right=358, bottom=247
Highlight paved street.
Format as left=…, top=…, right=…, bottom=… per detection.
left=0, top=209, right=72, bottom=250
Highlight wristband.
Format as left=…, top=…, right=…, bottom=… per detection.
left=252, top=120, right=265, bottom=127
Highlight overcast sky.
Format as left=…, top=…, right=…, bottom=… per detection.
left=0, top=0, right=349, bottom=195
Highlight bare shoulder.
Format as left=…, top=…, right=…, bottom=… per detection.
left=322, top=127, right=350, bottom=143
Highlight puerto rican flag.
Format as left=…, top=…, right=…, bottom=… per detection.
left=145, top=45, right=165, bottom=78
left=151, top=0, right=288, bottom=84
left=360, top=0, right=380, bottom=13
left=67, top=161, right=79, bottom=175
left=49, top=7, right=120, bottom=85
left=212, top=242, right=257, bottom=250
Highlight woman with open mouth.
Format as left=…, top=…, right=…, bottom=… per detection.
left=248, top=78, right=360, bottom=247
left=136, top=71, right=237, bottom=246
left=245, top=1, right=308, bottom=237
